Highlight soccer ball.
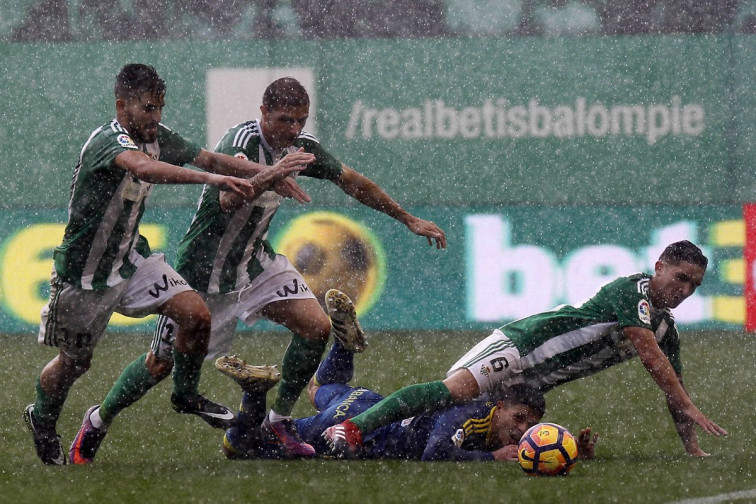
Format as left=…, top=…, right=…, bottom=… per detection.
left=274, top=211, right=385, bottom=313
left=517, top=422, right=578, bottom=476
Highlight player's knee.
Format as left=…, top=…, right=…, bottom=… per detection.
left=443, top=369, right=481, bottom=403
left=293, top=317, right=331, bottom=343
left=59, top=351, right=92, bottom=378
left=190, top=305, right=212, bottom=332
left=172, top=309, right=211, bottom=355
left=309, top=316, right=333, bottom=342
left=164, top=292, right=211, bottom=335
left=175, top=305, right=211, bottom=337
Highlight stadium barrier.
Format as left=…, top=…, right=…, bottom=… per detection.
left=0, top=205, right=744, bottom=332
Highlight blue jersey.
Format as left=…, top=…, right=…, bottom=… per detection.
left=295, top=384, right=498, bottom=461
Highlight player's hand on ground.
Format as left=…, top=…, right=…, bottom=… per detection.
left=406, top=215, right=447, bottom=249
left=577, top=427, right=599, bottom=460
left=684, top=444, right=711, bottom=457
left=492, top=444, right=519, bottom=461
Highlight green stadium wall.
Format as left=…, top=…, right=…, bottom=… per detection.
left=0, top=36, right=752, bottom=331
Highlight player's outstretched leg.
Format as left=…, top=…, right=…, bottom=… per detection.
left=69, top=405, right=108, bottom=465
left=314, top=341, right=357, bottom=386
left=325, top=289, right=367, bottom=353
left=23, top=404, right=66, bottom=465
left=322, top=419, right=364, bottom=458
left=170, top=350, right=235, bottom=429
left=214, top=355, right=281, bottom=394
left=170, top=393, right=236, bottom=429
left=216, top=355, right=287, bottom=460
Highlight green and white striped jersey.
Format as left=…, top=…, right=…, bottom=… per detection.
left=53, top=120, right=200, bottom=290
left=175, top=119, right=342, bottom=294
left=501, top=273, right=681, bottom=391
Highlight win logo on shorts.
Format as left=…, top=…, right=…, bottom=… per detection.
left=148, top=275, right=188, bottom=298
left=276, top=279, right=310, bottom=298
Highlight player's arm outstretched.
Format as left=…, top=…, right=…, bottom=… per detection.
left=420, top=410, right=497, bottom=462
left=195, top=148, right=314, bottom=203
left=335, top=165, right=447, bottom=249
left=577, top=427, right=599, bottom=460
left=218, top=148, right=315, bottom=212
left=115, top=150, right=254, bottom=197
left=664, top=376, right=710, bottom=456
left=624, top=326, right=727, bottom=452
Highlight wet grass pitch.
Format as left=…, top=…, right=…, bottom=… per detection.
left=2, top=330, right=754, bottom=504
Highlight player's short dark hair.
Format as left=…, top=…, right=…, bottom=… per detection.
left=263, top=77, right=310, bottom=110
left=499, top=383, right=546, bottom=419
left=658, top=240, right=708, bottom=269
left=115, top=63, right=166, bottom=100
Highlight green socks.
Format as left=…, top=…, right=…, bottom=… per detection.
left=32, top=375, right=66, bottom=428
left=99, top=353, right=159, bottom=425
left=171, top=349, right=204, bottom=399
left=349, top=380, right=454, bottom=434
left=272, top=334, right=327, bottom=417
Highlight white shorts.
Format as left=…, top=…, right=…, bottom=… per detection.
left=447, top=329, right=523, bottom=395
left=151, top=254, right=315, bottom=360
left=39, top=253, right=194, bottom=359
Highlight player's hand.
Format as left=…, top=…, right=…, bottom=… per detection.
left=577, top=427, right=599, bottom=460
left=213, top=175, right=255, bottom=198
left=684, top=405, right=727, bottom=437
left=273, top=177, right=311, bottom=203
left=277, top=148, right=315, bottom=170
left=406, top=216, right=447, bottom=249
left=492, top=444, right=519, bottom=461
left=684, top=445, right=711, bottom=457
left=270, top=148, right=313, bottom=203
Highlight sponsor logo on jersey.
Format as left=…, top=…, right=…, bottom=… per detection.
left=332, top=387, right=366, bottom=419
left=234, top=152, right=248, bottom=160
left=451, top=428, right=465, bottom=448
left=479, top=363, right=491, bottom=378
left=638, top=299, right=651, bottom=324
left=117, top=134, right=138, bottom=149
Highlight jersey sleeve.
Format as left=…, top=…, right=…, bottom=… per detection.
left=156, top=124, right=202, bottom=166
left=420, top=405, right=496, bottom=462
left=599, top=276, right=654, bottom=331
left=214, top=127, right=242, bottom=157
left=295, top=135, right=343, bottom=181
left=84, top=126, right=141, bottom=173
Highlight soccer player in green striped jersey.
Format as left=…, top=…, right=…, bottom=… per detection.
left=74, top=77, right=446, bottom=460
left=25, top=63, right=314, bottom=466
left=324, top=240, right=728, bottom=458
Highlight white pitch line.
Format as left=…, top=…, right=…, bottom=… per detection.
left=668, top=489, right=756, bottom=504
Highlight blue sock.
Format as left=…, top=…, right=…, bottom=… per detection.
left=239, top=391, right=266, bottom=427
left=314, top=342, right=354, bottom=385
left=226, top=391, right=266, bottom=454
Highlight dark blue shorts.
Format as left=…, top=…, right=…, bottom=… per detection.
left=294, top=384, right=383, bottom=453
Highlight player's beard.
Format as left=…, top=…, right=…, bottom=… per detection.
left=131, top=122, right=158, bottom=144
